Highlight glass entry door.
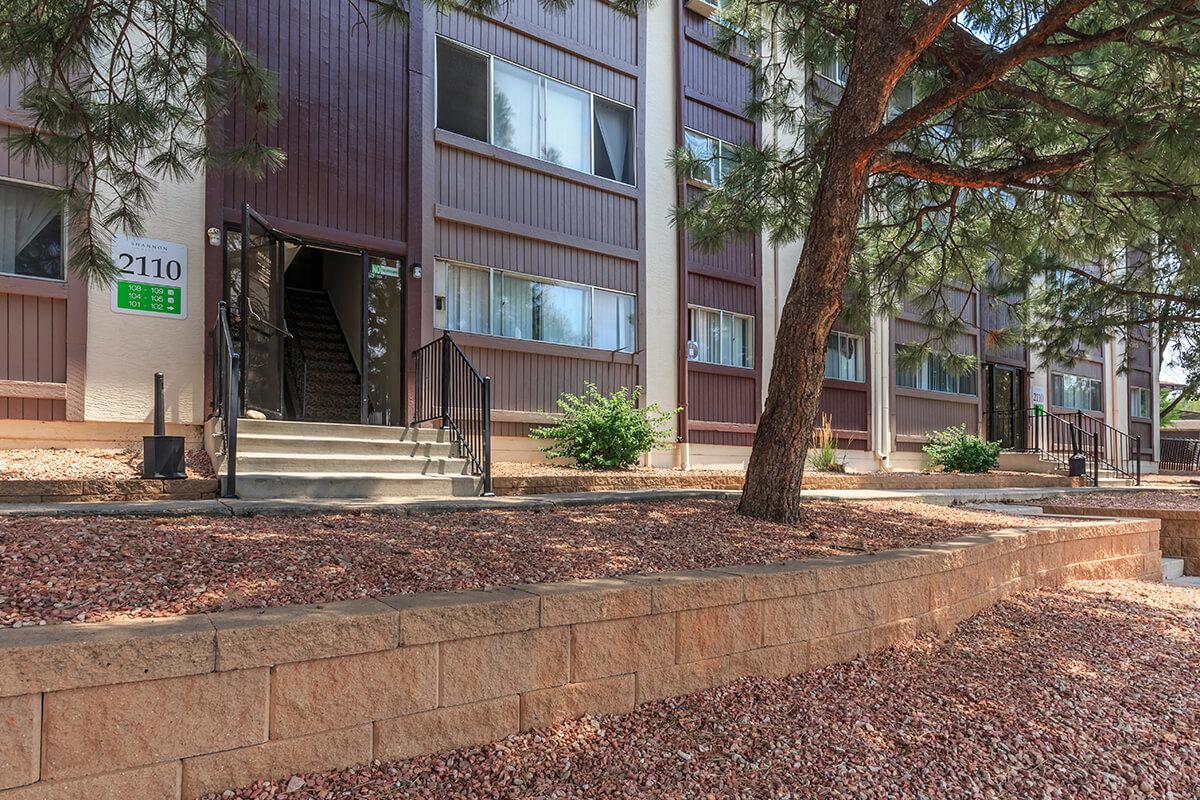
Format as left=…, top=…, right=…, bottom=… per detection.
left=986, top=364, right=1025, bottom=449
left=366, top=257, right=405, bottom=425
left=240, top=205, right=288, bottom=419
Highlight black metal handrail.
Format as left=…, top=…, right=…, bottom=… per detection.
left=1162, top=438, right=1200, bottom=472
left=282, top=294, right=307, bottom=421
left=412, top=334, right=493, bottom=495
left=987, top=407, right=1099, bottom=486
left=1067, top=410, right=1142, bottom=485
left=209, top=300, right=240, bottom=498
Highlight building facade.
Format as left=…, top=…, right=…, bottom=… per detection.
left=0, top=0, right=1160, bottom=476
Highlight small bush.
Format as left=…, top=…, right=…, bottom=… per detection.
left=922, top=425, right=1001, bottom=473
left=531, top=384, right=680, bottom=470
left=808, top=414, right=844, bottom=472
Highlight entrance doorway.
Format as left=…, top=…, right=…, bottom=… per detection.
left=224, top=205, right=406, bottom=425
left=985, top=364, right=1025, bottom=449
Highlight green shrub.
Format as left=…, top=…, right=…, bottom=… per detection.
left=808, top=414, right=844, bottom=472
left=531, top=384, right=680, bottom=469
left=922, top=424, right=1001, bottom=473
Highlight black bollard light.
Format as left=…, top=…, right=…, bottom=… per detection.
left=143, top=372, right=187, bottom=479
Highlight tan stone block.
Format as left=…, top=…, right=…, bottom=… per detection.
left=211, top=598, right=398, bottom=670
left=440, top=626, right=569, bottom=706
left=41, top=668, right=268, bottom=781
left=521, top=578, right=650, bottom=626
left=571, top=614, right=675, bottom=682
left=519, top=675, right=634, bottom=731
left=385, top=588, right=539, bottom=645
left=636, top=655, right=733, bottom=704
left=626, top=570, right=743, bottom=613
left=82, top=479, right=160, bottom=496
left=2, top=480, right=81, bottom=497
left=182, top=724, right=372, bottom=799
left=870, top=617, right=920, bottom=653
left=165, top=478, right=220, bottom=495
left=0, top=613, right=215, bottom=697
left=374, top=696, right=519, bottom=761
left=718, top=562, right=819, bottom=601
left=760, top=593, right=834, bottom=646
left=728, top=642, right=808, bottom=680
left=0, top=762, right=180, bottom=800
left=0, top=694, right=38, bottom=790
left=676, top=602, right=762, bottom=663
left=807, top=630, right=871, bottom=670
left=270, top=646, right=436, bottom=739
left=1162, top=536, right=1183, bottom=558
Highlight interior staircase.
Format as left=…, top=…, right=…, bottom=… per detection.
left=216, top=419, right=481, bottom=499
left=284, top=288, right=360, bottom=424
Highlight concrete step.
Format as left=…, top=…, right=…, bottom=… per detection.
left=230, top=472, right=481, bottom=499
left=235, top=452, right=471, bottom=475
left=1163, top=558, right=1186, bottom=581
left=236, top=418, right=450, bottom=442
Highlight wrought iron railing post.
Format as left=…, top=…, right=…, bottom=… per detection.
left=481, top=376, right=494, bottom=496
left=225, top=351, right=239, bottom=499
left=1092, top=431, right=1099, bottom=486
left=1135, top=435, right=1142, bottom=485
left=440, top=335, right=451, bottom=429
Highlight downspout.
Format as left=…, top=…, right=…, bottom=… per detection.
left=872, top=313, right=892, bottom=470
left=673, top=0, right=690, bottom=471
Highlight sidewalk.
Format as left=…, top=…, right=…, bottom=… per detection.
left=0, top=484, right=1186, bottom=518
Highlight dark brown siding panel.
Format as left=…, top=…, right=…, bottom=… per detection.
left=0, top=291, right=68, bottom=421
left=687, top=274, right=755, bottom=316
left=1052, top=358, right=1103, bottom=382
left=982, top=292, right=1027, bottom=366
left=894, top=393, right=978, bottom=440
left=818, top=385, right=869, bottom=434
left=437, top=223, right=637, bottom=294
left=0, top=73, right=67, bottom=186
left=216, top=0, right=409, bottom=247
left=437, top=9, right=637, bottom=104
left=688, top=369, right=757, bottom=425
left=461, top=343, right=638, bottom=415
left=683, top=100, right=754, bottom=144
left=681, top=29, right=751, bottom=110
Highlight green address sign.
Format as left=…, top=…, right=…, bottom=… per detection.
left=115, top=280, right=182, bottom=316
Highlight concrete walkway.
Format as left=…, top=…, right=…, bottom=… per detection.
left=0, top=483, right=1188, bottom=518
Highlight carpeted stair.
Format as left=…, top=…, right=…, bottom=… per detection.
left=285, top=288, right=361, bottom=423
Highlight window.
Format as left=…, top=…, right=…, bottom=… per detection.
left=1051, top=372, right=1102, bottom=411
left=688, top=306, right=754, bottom=368
left=683, top=129, right=735, bottom=188
left=1130, top=386, right=1152, bottom=419
left=436, top=38, right=635, bottom=185
left=895, top=345, right=977, bottom=395
left=0, top=180, right=64, bottom=280
left=825, top=332, right=865, bottom=382
left=818, top=53, right=848, bottom=84
left=434, top=260, right=635, bottom=352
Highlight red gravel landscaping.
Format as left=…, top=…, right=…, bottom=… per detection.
left=1048, top=489, right=1200, bottom=509
left=0, top=447, right=214, bottom=480
left=0, top=499, right=1046, bottom=627
left=206, top=579, right=1200, bottom=799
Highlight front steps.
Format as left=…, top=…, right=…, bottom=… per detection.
left=220, top=419, right=481, bottom=499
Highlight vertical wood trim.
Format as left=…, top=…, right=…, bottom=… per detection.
left=64, top=273, right=87, bottom=421
left=673, top=1, right=689, bottom=443
left=634, top=9, right=648, bottom=404
left=405, top=0, right=435, bottom=423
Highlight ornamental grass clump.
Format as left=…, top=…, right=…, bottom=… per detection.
left=808, top=414, right=844, bottom=472
left=922, top=425, right=1001, bottom=473
left=531, top=384, right=679, bottom=469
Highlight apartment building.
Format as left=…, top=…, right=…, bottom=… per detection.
left=0, top=0, right=1158, bottom=494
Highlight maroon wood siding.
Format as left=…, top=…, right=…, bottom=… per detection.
left=433, top=0, right=646, bottom=435
left=213, top=0, right=410, bottom=252
left=679, top=10, right=761, bottom=448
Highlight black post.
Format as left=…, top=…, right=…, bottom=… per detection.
left=1135, top=435, right=1142, bottom=485
left=154, top=372, right=166, bottom=436
left=225, top=353, right=239, bottom=498
left=482, top=375, right=493, bottom=496
left=1093, top=431, right=1100, bottom=486
left=440, top=335, right=451, bottom=429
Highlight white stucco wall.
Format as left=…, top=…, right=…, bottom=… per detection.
left=644, top=0, right=682, bottom=468
left=83, top=167, right=208, bottom=425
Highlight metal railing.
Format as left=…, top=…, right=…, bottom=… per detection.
left=210, top=300, right=240, bottom=498
left=412, top=334, right=493, bottom=495
left=282, top=295, right=308, bottom=421
left=1162, top=437, right=1200, bottom=472
left=1068, top=411, right=1142, bottom=485
left=410, top=331, right=489, bottom=494
left=986, top=407, right=1097, bottom=485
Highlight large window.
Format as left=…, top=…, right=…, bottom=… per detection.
left=0, top=180, right=64, bottom=280
left=436, top=38, right=635, bottom=185
left=895, top=345, right=977, bottom=395
left=817, top=54, right=848, bottom=84
left=825, top=332, right=865, bottom=382
left=683, top=129, right=736, bottom=188
left=1130, top=386, right=1152, bottom=419
left=688, top=306, right=754, bottom=369
left=1051, top=372, right=1102, bottom=411
left=434, top=260, right=635, bottom=352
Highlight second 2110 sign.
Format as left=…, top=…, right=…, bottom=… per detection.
left=109, top=233, right=188, bottom=320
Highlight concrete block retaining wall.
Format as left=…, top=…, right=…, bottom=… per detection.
left=0, top=518, right=1160, bottom=799
left=0, top=478, right=219, bottom=504
left=1045, top=505, right=1198, bottom=575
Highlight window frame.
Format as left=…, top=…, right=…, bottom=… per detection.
left=1130, top=385, right=1152, bottom=420
left=0, top=176, right=68, bottom=284
left=817, top=53, right=848, bottom=85
left=1050, top=372, right=1103, bottom=412
left=434, top=259, right=637, bottom=353
left=435, top=36, right=636, bottom=186
left=824, top=331, right=866, bottom=383
left=682, top=128, right=736, bottom=189
left=687, top=304, right=755, bottom=369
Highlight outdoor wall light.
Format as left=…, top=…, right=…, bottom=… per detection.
left=206, top=227, right=221, bottom=246
left=411, top=263, right=423, bottom=279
